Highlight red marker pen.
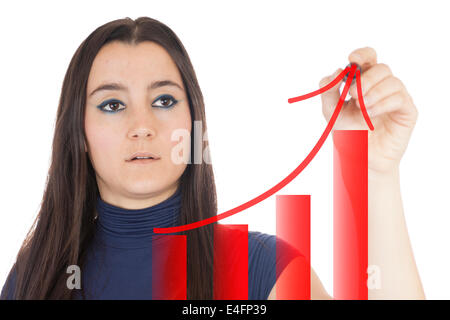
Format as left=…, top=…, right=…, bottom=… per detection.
left=342, top=62, right=362, bottom=84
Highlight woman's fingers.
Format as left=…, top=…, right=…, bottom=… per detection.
left=356, top=75, right=404, bottom=109
left=318, top=47, right=416, bottom=126
left=348, top=47, right=378, bottom=71
left=349, top=63, right=394, bottom=102
left=366, top=91, right=409, bottom=118
left=319, top=68, right=344, bottom=121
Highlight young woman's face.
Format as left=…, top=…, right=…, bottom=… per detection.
left=85, top=41, right=191, bottom=209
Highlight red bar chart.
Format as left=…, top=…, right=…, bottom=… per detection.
left=213, top=224, right=249, bottom=299
left=152, top=235, right=187, bottom=300
left=276, top=195, right=311, bottom=299
left=151, top=129, right=368, bottom=300
left=333, top=130, right=368, bottom=300
left=151, top=65, right=370, bottom=299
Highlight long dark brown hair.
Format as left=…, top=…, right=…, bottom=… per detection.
left=1, top=16, right=217, bottom=299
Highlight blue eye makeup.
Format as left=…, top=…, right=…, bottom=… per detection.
left=96, top=99, right=126, bottom=113
left=96, top=95, right=179, bottom=113
left=152, top=94, right=179, bottom=109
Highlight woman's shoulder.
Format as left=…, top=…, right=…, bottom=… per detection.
left=247, top=231, right=303, bottom=268
left=214, top=225, right=302, bottom=261
left=247, top=231, right=303, bottom=300
left=215, top=225, right=303, bottom=300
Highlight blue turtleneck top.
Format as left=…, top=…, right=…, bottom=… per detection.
left=1, top=188, right=300, bottom=300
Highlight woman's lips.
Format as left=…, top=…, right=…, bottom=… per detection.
left=126, top=151, right=161, bottom=161
left=127, top=158, right=160, bottom=164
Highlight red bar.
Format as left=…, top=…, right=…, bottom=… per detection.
left=213, top=224, right=248, bottom=300
left=152, top=235, right=187, bottom=300
left=333, top=130, right=368, bottom=300
left=276, top=195, right=311, bottom=299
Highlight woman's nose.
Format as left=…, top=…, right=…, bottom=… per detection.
left=127, top=127, right=155, bottom=139
left=127, top=104, right=158, bottom=139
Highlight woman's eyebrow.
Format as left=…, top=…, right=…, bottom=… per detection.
left=88, top=80, right=184, bottom=97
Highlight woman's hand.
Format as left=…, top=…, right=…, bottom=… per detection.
left=319, top=47, right=418, bottom=176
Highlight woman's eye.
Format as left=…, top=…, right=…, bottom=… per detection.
left=96, top=95, right=178, bottom=113
left=152, top=94, right=178, bottom=108
left=97, top=100, right=126, bottom=113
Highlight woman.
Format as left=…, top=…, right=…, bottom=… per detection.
left=0, top=17, right=424, bottom=300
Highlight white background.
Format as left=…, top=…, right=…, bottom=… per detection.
left=0, top=0, right=449, bottom=299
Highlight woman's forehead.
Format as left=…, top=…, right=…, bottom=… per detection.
left=87, top=41, right=183, bottom=93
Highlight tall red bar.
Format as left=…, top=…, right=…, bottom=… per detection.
left=276, top=195, right=311, bottom=299
left=213, top=224, right=248, bottom=300
left=333, top=130, right=368, bottom=300
left=152, top=235, right=187, bottom=300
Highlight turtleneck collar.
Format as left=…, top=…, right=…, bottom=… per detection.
left=95, top=187, right=182, bottom=249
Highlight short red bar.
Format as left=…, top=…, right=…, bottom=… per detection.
left=276, top=195, right=311, bottom=300
left=333, top=130, right=368, bottom=300
left=213, top=224, right=248, bottom=300
left=152, top=235, right=187, bottom=300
